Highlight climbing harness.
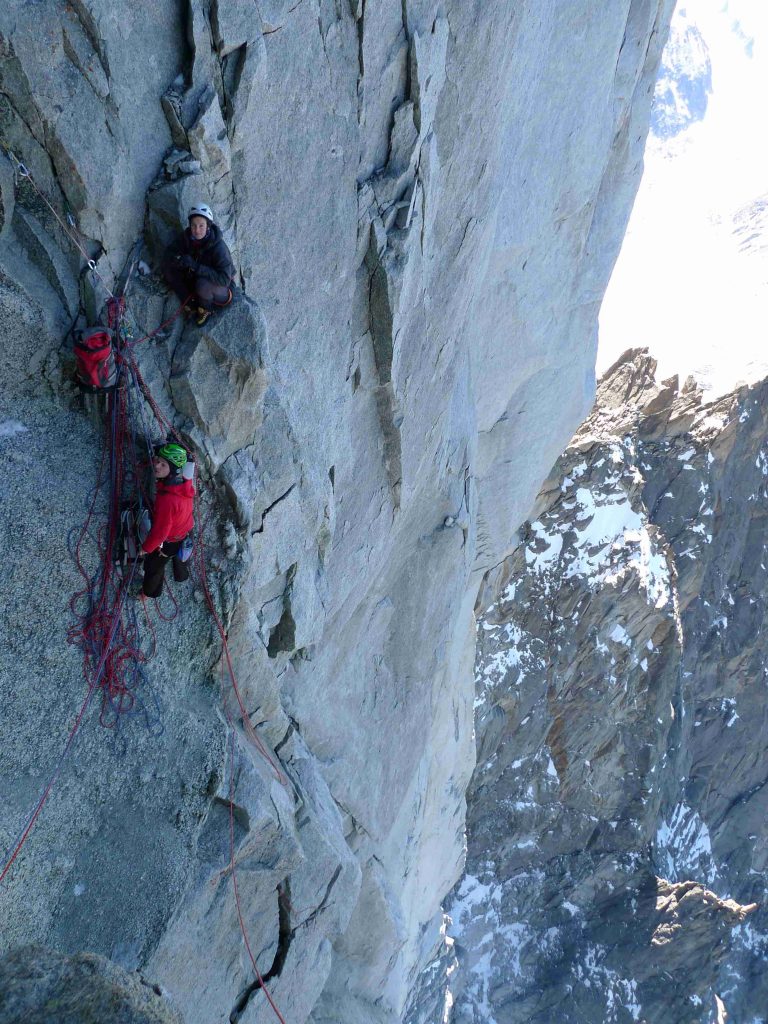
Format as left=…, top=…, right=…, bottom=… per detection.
left=116, top=506, right=151, bottom=565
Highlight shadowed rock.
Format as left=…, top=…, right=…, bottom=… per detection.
left=0, top=946, right=183, bottom=1024
left=451, top=348, right=768, bottom=1023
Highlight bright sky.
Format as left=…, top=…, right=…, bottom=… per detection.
left=599, top=0, right=768, bottom=396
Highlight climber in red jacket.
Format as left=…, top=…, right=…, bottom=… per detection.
left=140, top=443, right=195, bottom=599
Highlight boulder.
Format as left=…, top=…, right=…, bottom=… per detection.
left=0, top=946, right=182, bottom=1024
left=170, top=293, right=267, bottom=469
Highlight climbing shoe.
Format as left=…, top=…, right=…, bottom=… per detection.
left=195, top=307, right=212, bottom=327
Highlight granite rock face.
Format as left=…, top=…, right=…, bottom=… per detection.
left=453, top=350, right=768, bottom=1023
left=0, top=945, right=183, bottom=1024
left=0, top=3, right=673, bottom=1022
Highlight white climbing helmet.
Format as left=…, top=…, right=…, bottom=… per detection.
left=188, top=203, right=214, bottom=224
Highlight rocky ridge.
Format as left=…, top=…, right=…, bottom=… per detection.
left=650, top=6, right=712, bottom=141
left=453, top=349, right=768, bottom=1022
left=734, top=193, right=768, bottom=262
left=0, top=3, right=674, bottom=1022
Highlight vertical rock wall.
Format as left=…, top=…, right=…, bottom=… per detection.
left=0, top=3, right=674, bottom=1021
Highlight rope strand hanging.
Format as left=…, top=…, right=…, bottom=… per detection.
left=0, top=141, right=116, bottom=299
left=0, top=149, right=291, bottom=1018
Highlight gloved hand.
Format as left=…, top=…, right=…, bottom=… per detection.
left=177, top=254, right=197, bottom=270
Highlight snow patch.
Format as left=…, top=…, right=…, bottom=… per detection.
left=656, top=803, right=718, bottom=886
left=609, top=623, right=631, bottom=646
left=0, top=420, right=28, bottom=438
left=447, top=876, right=534, bottom=1022
left=698, top=413, right=726, bottom=432
left=573, top=945, right=642, bottom=1021
left=525, top=526, right=563, bottom=571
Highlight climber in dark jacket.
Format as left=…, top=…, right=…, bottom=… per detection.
left=163, top=204, right=235, bottom=326
left=140, top=443, right=195, bottom=599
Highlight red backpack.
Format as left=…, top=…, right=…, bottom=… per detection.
left=74, top=327, right=118, bottom=391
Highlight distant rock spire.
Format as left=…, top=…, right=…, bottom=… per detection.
left=651, top=8, right=713, bottom=139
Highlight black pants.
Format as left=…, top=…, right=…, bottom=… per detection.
left=142, top=540, right=190, bottom=599
left=164, top=267, right=231, bottom=311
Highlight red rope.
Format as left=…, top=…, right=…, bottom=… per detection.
left=76, top=309, right=289, bottom=781
left=190, top=492, right=288, bottom=786
left=125, top=296, right=191, bottom=350
left=123, top=346, right=287, bottom=783
left=0, top=672, right=99, bottom=885
left=125, top=354, right=184, bottom=443
left=1, top=546, right=139, bottom=884
left=189, top=482, right=290, bottom=1022
left=154, top=585, right=179, bottom=623
left=66, top=376, right=152, bottom=727
left=225, top=704, right=288, bottom=1024
left=6, top=286, right=292, bottom=1024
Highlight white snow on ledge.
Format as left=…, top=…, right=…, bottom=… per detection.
left=447, top=874, right=535, bottom=1023
left=656, top=802, right=719, bottom=887
left=524, top=478, right=672, bottom=609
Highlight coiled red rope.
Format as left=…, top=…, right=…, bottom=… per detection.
left=66, top=354, right=158, bottom=731
left=0, top=203, right=291, bottom=1014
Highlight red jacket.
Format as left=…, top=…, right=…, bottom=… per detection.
left=143, top=479, right=195, bottom=553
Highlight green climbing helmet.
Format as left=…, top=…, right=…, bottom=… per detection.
left=156, top=442, right=188, bottom=470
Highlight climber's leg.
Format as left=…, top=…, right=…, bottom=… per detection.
left=163, top=265, right=194, bottom=303
left=194, top=277, right=232, bottom=311
left=142, top=547, right=170, bottom=599
left=172, top=552, right=190, bottom=583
